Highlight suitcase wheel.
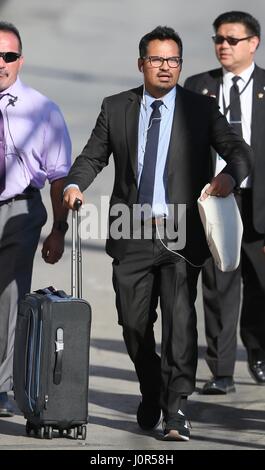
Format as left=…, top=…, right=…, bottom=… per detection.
left=25, top=421, right=38, bottom=437
left=46, top=426, right=53, bottom=439
left=25, top=421, right=32, bottom=436
left=81, top=425, right=87, bottom=440
left=72, top=427, right=78, bottom=440
left=25, top=422, right=53, bottom=439
left=76, top=425, right=87, bottom=440
left=25, top=422, right=46, bottom=438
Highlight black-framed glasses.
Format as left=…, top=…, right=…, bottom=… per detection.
left=0, top=52, right=21, bottom=63
left=212, top=35, right=254, bottom=46
left=142, top=56, right=183, bottom=68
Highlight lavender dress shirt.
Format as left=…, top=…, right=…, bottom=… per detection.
left=0, top=77, right=71, bottom=200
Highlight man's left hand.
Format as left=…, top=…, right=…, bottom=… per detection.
left=200, top=173, right=236, bottom=200
left=41, top=231, right=65, bottom=264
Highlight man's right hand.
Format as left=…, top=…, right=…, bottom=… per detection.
left=63, top=187, right=84, bottom=210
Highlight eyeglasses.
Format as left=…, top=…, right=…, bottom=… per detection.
left=212, top=35, right=254, bottom=46
left=0, top=52, right=21, bottom=63
left=142, top=56, right=183, bottom=68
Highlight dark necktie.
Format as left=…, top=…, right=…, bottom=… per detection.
left=138, top=100, right=163, bottom=207
left=0, top=109, right=5, bottom=194
left=229, top=76, right=242, bottom=137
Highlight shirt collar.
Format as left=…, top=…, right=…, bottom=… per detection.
left=144, top=86, right=176, bottom=111
left=222, top=62, right=255, bottom=87
left=0, top=76, right=22, bottom=101
left=6, top=76, right=23, bottom=94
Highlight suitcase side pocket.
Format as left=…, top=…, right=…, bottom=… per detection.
left=14, top=301, right=44, bottom=416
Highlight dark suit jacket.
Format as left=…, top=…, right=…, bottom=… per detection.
left=185, top=65, right=265, bottom=236
left=66, top=85, right=252, bottom=264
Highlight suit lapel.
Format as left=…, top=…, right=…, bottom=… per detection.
left=166, top=86, right=187, bottom=180
left=200, top=69, right=222, bottom=100
left=203, top=70, right=222, bottom=174
left=125, top=87, right=142, bottom=181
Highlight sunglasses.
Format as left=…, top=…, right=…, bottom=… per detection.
left=212, top=35, right=254, bottom=46
left=0, top=51, right=21, bottom=63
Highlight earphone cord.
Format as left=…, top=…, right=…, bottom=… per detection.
left=141, top=83, right=204, bottom=269
left=4, top=102, right=23, bottom=163
left=4, top=101, right=30, bottom=185
left=155, top=218, right=204, bottom=268
left=140, top=91, right=162, bottom=153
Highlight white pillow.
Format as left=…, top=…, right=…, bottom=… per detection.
left=197, top=184, right=243, bottom=272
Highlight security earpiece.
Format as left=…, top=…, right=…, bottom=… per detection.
left=6, top=94, right=18, bottom=106
left=9, top=97, right=18, bottom=106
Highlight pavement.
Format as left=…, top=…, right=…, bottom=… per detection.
left=0, top=0, right=265, bottom=455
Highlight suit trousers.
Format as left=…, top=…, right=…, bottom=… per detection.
left=0, top=192, right=47, bottom=392
left=112, top=226, right=200, bottom=415
left=202, top=189, right=265, bottom=377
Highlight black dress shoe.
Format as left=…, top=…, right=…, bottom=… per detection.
left=163, top=410, right=191, bottom=441
left=248, top=361, right=265, bottom=384
left=201, top=376, right=236, bottom=395
left=137, top=400, right=161, bottom=430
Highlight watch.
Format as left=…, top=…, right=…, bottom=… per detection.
left=52, top=220, right=69, bottom=234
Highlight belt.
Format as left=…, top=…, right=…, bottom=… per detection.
left=0, top=186, right=39, bottom=207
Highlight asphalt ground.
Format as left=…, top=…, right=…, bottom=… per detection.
left=0, top=0, right=264, bottom=460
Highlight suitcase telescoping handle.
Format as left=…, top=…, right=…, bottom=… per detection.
left=71, top=198, right=82, bottom=298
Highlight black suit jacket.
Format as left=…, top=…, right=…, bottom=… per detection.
left=66, top=85, right=252, bottom=264
left=185, top=65, right=265, bottom=236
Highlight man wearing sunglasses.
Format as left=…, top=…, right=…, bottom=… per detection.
left=0, top=22, right=71, bottom=417
left=185, top=11, right=265, bottom=394
left=63, top=25, right=252, bottom=441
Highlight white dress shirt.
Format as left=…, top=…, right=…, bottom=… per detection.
left=138, top=87, right=176, bottom=216
left=215, top=62, right=254, bottom=188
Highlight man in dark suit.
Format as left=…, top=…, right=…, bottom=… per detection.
left=63, top=26, right=251, bottom=441
left=185, top=11, right=265, bottom=394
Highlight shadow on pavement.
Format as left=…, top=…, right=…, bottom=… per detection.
left=89, top=389, right=137, bottom=415
left=89, top=394, right=265, bottom=450
left=90, top=364, right=137, bottom=382
left=89, top=414, right=161, bottom=440
left=91, top=337, right=128, bottom=354
left=91, top=337, right=248, bottom=362
left=0, top=420, right=25, bottom=437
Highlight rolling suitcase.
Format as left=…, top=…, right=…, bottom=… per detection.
left=13, top=200, right=91, bottom=439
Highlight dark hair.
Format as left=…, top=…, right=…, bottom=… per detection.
left=139, top=25, right=183, bottom=58
left=213, top=11, right=260, bottom=39
left=0, top=21, right=22, bottom=53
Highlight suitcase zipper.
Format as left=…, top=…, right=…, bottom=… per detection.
left=41, top=301, right=53, bottom=413
left=25, top=305, right=43, bottom=413
left=35, top=320, right=42, bottom=401
left=25, top=308, right=35, bottom=412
